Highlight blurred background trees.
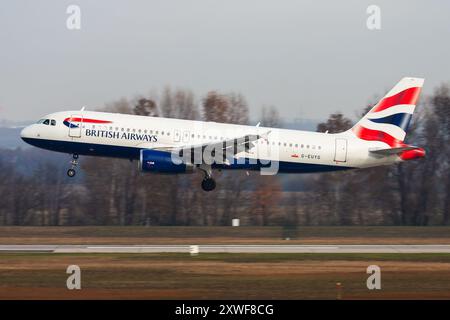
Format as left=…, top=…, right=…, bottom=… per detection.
left=0, top=83, right=448, bottom=226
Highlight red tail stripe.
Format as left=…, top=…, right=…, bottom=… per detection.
left=352, top=125, right=405, bottom=148
left=64, top=117, right=112, bottom=124
left=371, top=87, right=421, bottom=113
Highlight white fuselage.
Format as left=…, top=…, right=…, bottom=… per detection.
left=20, top=110, right=398, bottom=174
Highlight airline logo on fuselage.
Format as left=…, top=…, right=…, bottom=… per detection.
left=63, top=117, right=112, bottom=128
left=64, top=117, right=158, bottom=142
left=85, top=129, right=158, bottom=142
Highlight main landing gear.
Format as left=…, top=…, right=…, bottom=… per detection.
left=67, top=154, right=79, bottom=178
left=199, top=165, right=216, bottom=192
left=201, top=177, right=216, bottom=192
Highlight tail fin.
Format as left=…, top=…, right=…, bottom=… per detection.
left=351, top=77, right=424, bottom=147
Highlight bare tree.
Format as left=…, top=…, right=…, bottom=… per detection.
left=430, top=85, right=450, bottom=224
left=134, top=98, right=158, bottom=117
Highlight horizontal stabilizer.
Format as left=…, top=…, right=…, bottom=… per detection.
left=369, top=145, right=419, bottom=155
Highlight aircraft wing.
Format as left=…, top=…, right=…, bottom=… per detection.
left=151, top=130, right=271, bottom=162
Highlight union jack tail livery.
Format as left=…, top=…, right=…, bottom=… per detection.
left=350, top=77, right=425, bottom=160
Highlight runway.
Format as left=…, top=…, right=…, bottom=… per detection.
left=1, top=244, right=450, bottom=253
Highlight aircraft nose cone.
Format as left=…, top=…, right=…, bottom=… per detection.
left=20, top=125, right=35, bottom=142
left=20, top=126, right=30, bottom=139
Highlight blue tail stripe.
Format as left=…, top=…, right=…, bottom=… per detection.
left=368, top=113, right=412, bottom=131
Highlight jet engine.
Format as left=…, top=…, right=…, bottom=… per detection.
left=139, top=149, right=195, bottom=174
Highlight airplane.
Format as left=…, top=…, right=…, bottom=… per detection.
left=20, top=77, right=425, bottom=192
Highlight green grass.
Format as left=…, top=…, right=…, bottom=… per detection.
left=0, top=226, right=450, bottom=239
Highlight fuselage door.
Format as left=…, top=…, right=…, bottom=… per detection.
left=68, top=114, right=82, bottom=138
left=334, top=138, right=347, bottom=162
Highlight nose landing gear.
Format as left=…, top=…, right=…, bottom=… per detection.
left=67, top=154, right=79, bottom=178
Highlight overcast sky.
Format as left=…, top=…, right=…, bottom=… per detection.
left=0, top=0, right=449, bottom=123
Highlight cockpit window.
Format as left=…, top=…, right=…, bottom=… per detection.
left=37, top=119, right=56, bottom=126
left=37, top=118, right=56, bottom=126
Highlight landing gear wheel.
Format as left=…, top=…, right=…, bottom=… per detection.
left=67, top=154, right=79, bottom=178
left=67, top=168, right=76, bottom=178
left=201, top=178, right=216, bottom=192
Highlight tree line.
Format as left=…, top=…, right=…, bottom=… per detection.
left=0, top=84, right=448, bottom=226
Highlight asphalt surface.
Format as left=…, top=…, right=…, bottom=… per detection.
left=0, top=244, right=450, bottom=253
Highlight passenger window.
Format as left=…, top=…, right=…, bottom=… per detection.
left=51, top=120, right=56, bottom=126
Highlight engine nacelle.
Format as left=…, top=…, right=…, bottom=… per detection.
left=139, top=149, right=194, bottom=174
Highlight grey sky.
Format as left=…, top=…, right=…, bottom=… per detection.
left=0, top=0, right=449, bottom=123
